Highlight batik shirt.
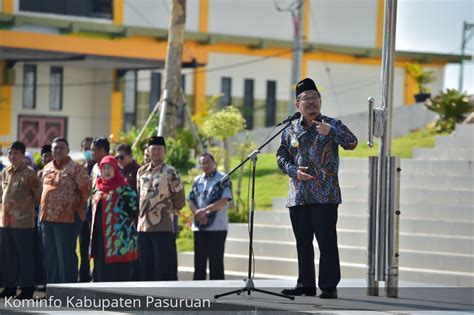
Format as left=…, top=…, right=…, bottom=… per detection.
left=277, top=115, right=358, bottom=207
left=1, top=163, right=41, bottom=228
left=41, top=158, right=91, bottom=223
left=189, top=171, right=233, bottom=232
left=137, top=163, right=185, bottom=232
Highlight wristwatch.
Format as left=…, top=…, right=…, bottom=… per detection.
left=205, top=209, right=210, bottom=215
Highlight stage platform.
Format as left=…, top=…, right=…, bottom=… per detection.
left=0, top=279, right=473, bottom=313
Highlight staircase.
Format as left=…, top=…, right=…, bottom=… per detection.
left=178, top=124, right=474, bottom=286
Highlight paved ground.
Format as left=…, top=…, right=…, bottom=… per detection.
left=1, top=279, right=472, bottom=314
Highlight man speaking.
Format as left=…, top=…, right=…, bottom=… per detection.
left=276, top=78, right=358, bottom=299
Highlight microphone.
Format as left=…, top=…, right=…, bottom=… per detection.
left=276, top=112, right=301, bottom=127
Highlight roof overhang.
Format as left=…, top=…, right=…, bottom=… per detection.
left=0, top=13, right=469, bottom=66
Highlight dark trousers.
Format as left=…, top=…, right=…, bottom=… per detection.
left=41, top=216, right=81, bottom=284
left=78, top=220, right=91, bottom=282
left=33, top=225, right=45, bottom=285
left=193, top=231, right=227, bottom=280
left=289, top=203, right=340, bottom=291
left=1, top=228, right=35, bottom=288
left=92, top=219, right=131, bottom=282
left=138, top=232, right=177, bottom=281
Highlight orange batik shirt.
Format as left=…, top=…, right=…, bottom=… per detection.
left=40, top=158, right=91, bottom=223
left=1, top=163, right=41, bottom=228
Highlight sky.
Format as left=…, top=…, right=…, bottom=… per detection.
left=396, top=0, right=473, bottom=93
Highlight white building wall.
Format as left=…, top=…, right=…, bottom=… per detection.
left=309, top=0, right=378, bottom=48
left=91, top=69, right=113, bottom=139
left=11, top=63, right=111, bottom=150
left=123, top=0, right=199, bottom=31
left=204, top=52, right=292, bottom=100
left=137, top=69, right=194, bottom=95
left=307, top=60, right=405, bottom=117
left=202, top=52, right=433, bottom=118
left=209, top=0, right=294, bottom=40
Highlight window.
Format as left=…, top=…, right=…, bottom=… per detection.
left=123, top=70, right=137, bottom=131
left=149, top=72, right=162, bottom=112
left=49, top=67, right=63, bottom=111
left=265, top=80, right=277, bottom=127
left=23, top=64, right=36, bottom=109
left=19, top=0, right=113, bottom=19
left=220, top=77, right=232, bottom=108
left=243, top=79, right=254, bottom=130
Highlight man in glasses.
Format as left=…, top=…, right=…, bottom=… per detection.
left=276, top=78, right=358, bottom=299
left=116, top=144, right=140, bottom=195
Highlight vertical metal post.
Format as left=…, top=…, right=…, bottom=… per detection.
left=386, top=157, right=401, bottom=298
left=288, top=0, right=304, bottom=115
left=459, top=22, right=474, bottom=91
left=368, top=97, right=375, bottom=147
left=367, top=156, right=379, bottom=296
left=376, top=0, right=397, bottom=282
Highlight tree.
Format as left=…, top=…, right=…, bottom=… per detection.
left=160, top=0, right=186, bottom=138
left=201, top=106, right=246, bottom=172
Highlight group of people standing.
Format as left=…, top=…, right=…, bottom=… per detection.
left=2, top=76, right=357, bottom=302
left=1, top=135, right=232, bottom=300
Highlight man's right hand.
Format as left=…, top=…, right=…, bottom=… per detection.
left=297, top=166, right=315, bottom=181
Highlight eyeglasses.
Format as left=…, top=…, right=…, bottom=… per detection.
left=298, top=96, right=320, bottom=102
left=116, top=155, right=125, bottom=161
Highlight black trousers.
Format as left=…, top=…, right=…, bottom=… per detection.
left=1, top=228, right=35, bottom=288
left=193, top=231, right=227, bottom=280
left=78, top=220, right=91, bottom=282
left=33, top=225, right=45, bottom=285
left=138, top=232, right=177, bottom=281
left=92, top=219, right=131, bottom=282
left=289, top=203, right=340, bottom=291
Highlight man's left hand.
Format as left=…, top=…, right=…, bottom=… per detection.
left=195, top=208, right=207, bottom=221
left=314, top=120, right=331, bottom=136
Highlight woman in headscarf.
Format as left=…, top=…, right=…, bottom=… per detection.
left=90, top=155, right=139, bottom=281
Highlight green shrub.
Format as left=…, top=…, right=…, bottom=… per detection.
left=425, top=89, right=472, bottom=133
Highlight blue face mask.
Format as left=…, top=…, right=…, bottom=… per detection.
left=83, top=150, right=93, bottom=161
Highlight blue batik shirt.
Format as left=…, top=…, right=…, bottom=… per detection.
left=189, top=171, right=233, bottom=231
left=276, top=114, right=358, bottom=207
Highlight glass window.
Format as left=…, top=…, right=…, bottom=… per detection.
left=23, top=64, right=36, bottom=109
left=220, top=77, right=232, bottom=108
left=243, top=79, right=254, bottom=130
left=150, top=72, right=162, bottom=113
left=49, top=67, right=63, bottom=111
left=265, top=80, right=277, bottom=127
left=19, top=0, right=112, bottom=19
left=123, top=70, right=137, bottom=131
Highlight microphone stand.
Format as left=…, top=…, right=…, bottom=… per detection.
left=214, top=121, right=295, bottom=301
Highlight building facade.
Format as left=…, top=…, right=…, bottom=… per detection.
left=0, top=0, right=465, bottom=150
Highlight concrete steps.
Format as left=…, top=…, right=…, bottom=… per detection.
left=413, top=148, right=474, bottom=160
left=413, top=124, right=474, bottom=160
left=253, top=211, right=474, bottom=236
left=339, top=172, right=474, bottom=190
left=436, top=135, right=474, bottom=148
left=178, top=252, right=474, bottom=286
left=453, top=124, right=474, bottom=138
left=178, top=125, right=474, bottom=286
left=226, top=223, right=474, bottom=255
left=223, top=238, right=474, bottom=273
left=272, top=197, right=474, bottom=220
left=339, top=159, right=474, bottom=177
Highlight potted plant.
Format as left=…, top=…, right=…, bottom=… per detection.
left=405, top=63, right=437, bottom=103
left=424, top=89, right=472, bottom=133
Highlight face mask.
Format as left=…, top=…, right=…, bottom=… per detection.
left=83, top=150, right=93, bottom=161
